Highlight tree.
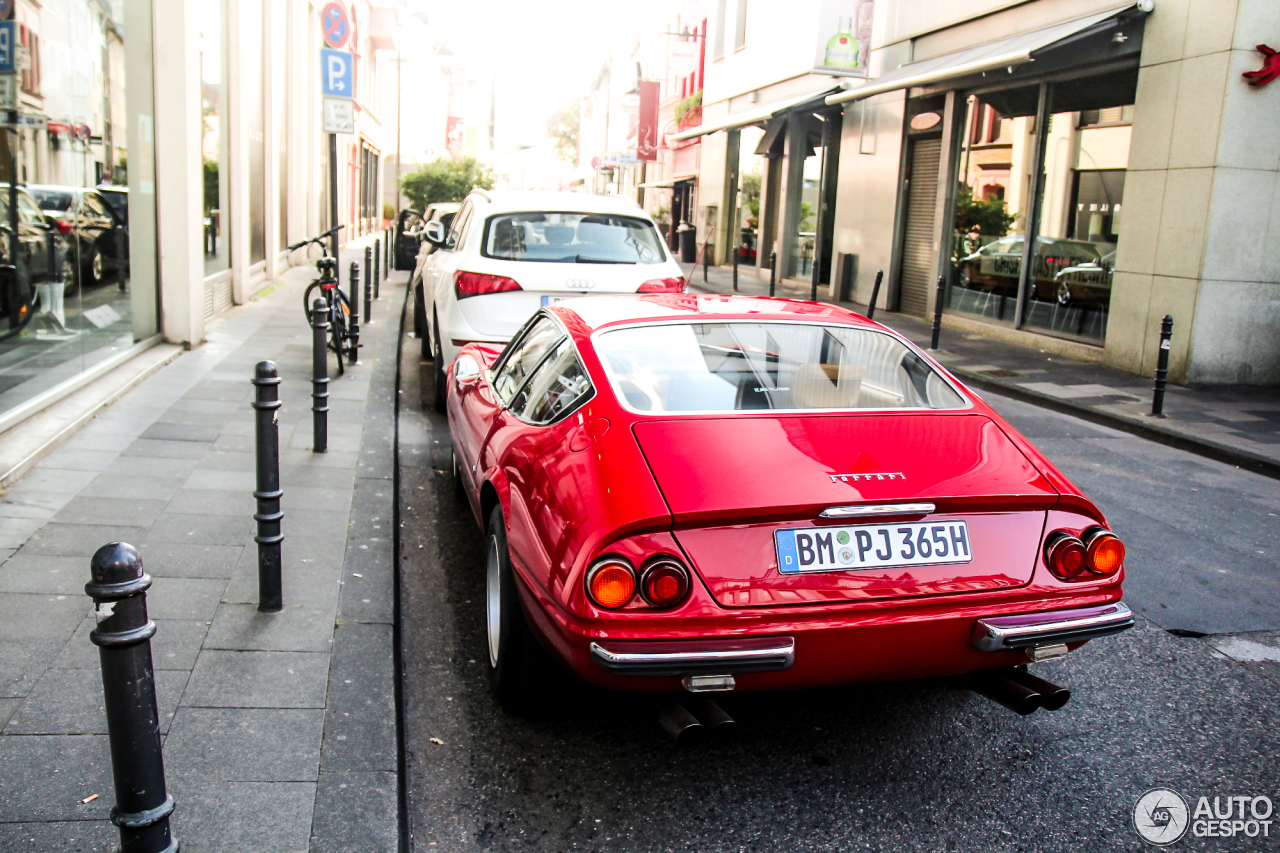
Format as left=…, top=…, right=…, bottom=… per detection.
left=398, top=157, right=496, bottom=211
left=548, top=100, right=580, bottom=163
left=739, top=169, right=761, bottom=228
left=953, top=186, right=1015, bottom=260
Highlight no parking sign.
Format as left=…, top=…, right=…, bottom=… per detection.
left=320, top=1, right=350, bottom=50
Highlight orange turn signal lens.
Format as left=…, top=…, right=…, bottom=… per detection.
left=1084, top=530, right=1125, bottom=576
left=587, top=559, right=636, bottom=609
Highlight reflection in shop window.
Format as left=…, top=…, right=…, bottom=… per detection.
left=201, top=0, right=230, bottom=277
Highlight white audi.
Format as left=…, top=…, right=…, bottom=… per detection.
left=417, top=189, right=685, bottom=410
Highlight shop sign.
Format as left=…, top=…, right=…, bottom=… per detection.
left=322, top=97, right=354, bottom=134
left=637, top=80, right=660, bottom=162
left=669, top=40, right=699, bottom=76
left=616, top=151, right=639, bottom=166
left=813, top=0, right=874, bottom=78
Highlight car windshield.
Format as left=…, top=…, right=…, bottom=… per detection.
left=482, top=212, right=666, bottom=264
left=595, top=322, right=967, bottom=413
left=30, top=189, right=74, bottom=211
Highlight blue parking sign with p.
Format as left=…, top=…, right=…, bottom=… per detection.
left=320, top=49, right=353, bottom=99
left=0, top=21, right=15, bottom=74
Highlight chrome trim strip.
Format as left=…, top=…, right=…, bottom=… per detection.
left=971, top=602, right=1134, bottom=652
left=589, top=638, right=795, bottom=676
left=819, top=503, right=935, bottom=518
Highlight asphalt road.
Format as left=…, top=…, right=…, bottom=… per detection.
left=398, top=334, right=1280, bottom=853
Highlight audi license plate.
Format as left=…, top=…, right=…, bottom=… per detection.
left=540, top=295, right=571, bottom=307
left=775, top=521, right=972, bottom=574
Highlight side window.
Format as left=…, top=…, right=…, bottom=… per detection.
left=446, top=201, right=472, bottom=250
left=517, top=340, right=593, bottom=424
left=84, top=194, right=108, bottom=217
left=16, top=193, right=44, bottom=226
left=491, top=317, right=563, bottom=404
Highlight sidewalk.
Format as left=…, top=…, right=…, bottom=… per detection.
left=682, top=261, right=1280, bottom=478
left=0, top=241, right=406, bottom=851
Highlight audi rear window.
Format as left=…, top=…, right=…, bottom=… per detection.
left=481, top=212, right=666, bottom=265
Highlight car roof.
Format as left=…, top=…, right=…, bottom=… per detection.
left=549, top=294, right=884, bottom=336
left=472, top=189, right=645, bottom=217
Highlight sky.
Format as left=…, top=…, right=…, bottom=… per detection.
left=412, top=0, right=631, bottom=150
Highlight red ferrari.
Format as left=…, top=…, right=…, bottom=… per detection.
left=446, top=295, right=1133, bottom=715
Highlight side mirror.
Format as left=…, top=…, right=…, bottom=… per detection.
left=454, top=354, right=481, bottom=383
left=424, top=221, right=446, bottom=246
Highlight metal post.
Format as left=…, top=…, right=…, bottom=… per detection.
left=116, top=226, right=127, bottom=291
left=328, top=134, right=339, bottom=260
left=703, top=239, right=709, bottom=284
left=1150, top=315, right=1174, bottom=418
left=311, top=298, right=329, bottom=453
left=929, top=275, right=946, bottom=351
left=374, top=238, right=381, bottom=299
left=363, top=245, right=373, bottom=322
left=866, top=269, right=884, bottom=321
left=347, top=262, right=360, bottom=365
left=769, top=251, right=777, bottom=297
left=251, top=362, right=283, bottom=612
left=732, top=243, right=739, bottom=292
left=87, top=542, right=178, bottom=853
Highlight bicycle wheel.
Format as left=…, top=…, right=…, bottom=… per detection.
left=303, top=281, right=325, bottom=324
left=329, top=296, right=348, bottom=377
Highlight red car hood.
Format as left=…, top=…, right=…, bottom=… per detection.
left=633, top=413, right=1058, bottom=606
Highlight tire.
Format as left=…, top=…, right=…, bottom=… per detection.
left=89, top=247, right=104, bottom=285
left=451, top=445, right=465, bottom=497
left=414, top=282, right=428, bottom=354
left=485, top=504, right=546, bottom=714
left=303, top=282, right=324, bottom=324
left=432, top=312, right=447, bottom=413
left=1056, top=280, right=1072, bottom=307
left=330, top=299, right=347, bottom=377
left=61, top=255, right=80, bottom=296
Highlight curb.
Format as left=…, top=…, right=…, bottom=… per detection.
left=951, top=367, right=1280, bottom=482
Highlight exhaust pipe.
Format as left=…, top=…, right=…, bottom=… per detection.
left=659, top=702, right=706, bottom=745
left=968, top=667, right=1072, bottom=715
left=1006, top=668, right=1071, bottom=711
left=698, top=698, right=738, bottom=740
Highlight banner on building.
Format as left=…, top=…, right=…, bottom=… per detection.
left=637, top=80, right=660, bottom=162
left=446, top=116, right=465, bottom=158
left=813, top=0, right=874, bottom=78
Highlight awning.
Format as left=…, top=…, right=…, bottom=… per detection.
left=826, top=5, right=1139, bottom=106
left=636, top=178, right=687, bottom=189
left=669, top=84, right=843, bottom=142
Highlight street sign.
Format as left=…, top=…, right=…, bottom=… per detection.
left=3, top=113, right=44, bottom=127
left=0, top=75, right=13, bottom=111
left=0, top=0, right=12, bottom=22
left=617, top=151, right=639, bottom=166
left=0, top=21, right=14, bottom=74
left=322, top=97, right=354, bottom=134
left=320, top=2, right=350, bottom=50
left=320, top=49, right=354, bottom=99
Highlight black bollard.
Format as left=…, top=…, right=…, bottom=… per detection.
left=1150, top=314, right=1174, bottom=418
left=703, top=240, right=709, bottom=284
left=374, top=238, right=381, bottom=299
left=87, top=542, right=178, bottom=853
left=732, top=244, right=739, bottom=292
left=866, top=269, right=884, bottom=320
left=252, top=361, right=283, bottom=612
left=929, top=275, right=946, bottom=351
left=363, top=245, right=373, bottom=322
left=769, top=250, right=777, bottom=297
left=311, top=297, right=329, bottom=453
left=347, top=262, right=360, bottom=365
left=116, top=227, right=128, bottom=292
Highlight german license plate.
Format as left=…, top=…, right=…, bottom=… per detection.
left=541, top=295, right=571, bottom=307
left=775, top=521, right=972, bottom=574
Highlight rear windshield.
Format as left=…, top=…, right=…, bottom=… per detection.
left=482, top=212, right=667, bottom=264
left=595, top=322, right=967, bottom=413
left=30, top=189, right=73, bottom=211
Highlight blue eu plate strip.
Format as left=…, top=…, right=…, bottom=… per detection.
left=775, top=529, right=799, bottom=574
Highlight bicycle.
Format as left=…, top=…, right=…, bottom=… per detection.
left=290, top=225, right=356, bottom=376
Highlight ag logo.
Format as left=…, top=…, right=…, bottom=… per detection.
left=1134, top=787, right=1190, bottom=845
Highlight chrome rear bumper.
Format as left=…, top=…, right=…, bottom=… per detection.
left=589, top=637, right=796, bottom=677
left=971, top=602, right=1134, bottom=652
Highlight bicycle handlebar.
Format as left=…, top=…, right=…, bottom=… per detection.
left=287, top=224, right=345, bottom=253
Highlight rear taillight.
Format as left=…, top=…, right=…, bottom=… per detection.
left=55, top=220, right=73, bottom=235
left=1044, top=531, right=1088, bottom=582
left=586, top=557, right=636, bottom=609
left=640, top=559, right=690, bottom=609
left=1082, top=527, right=1125, bottom=576
left=638, top=277, right=685, bottom=294
left=454, top=270, right=522, bottom=299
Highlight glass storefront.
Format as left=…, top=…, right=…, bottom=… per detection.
left=0, top=0, right=158, bottom=423
left=946, top=71, right=1135, bottom=345
left=201, top=0, right=229, bottom=277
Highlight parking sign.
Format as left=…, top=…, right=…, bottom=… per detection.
left=0, top=22, right=14, bottom=74
left=320, top=49, right=353, bottom=99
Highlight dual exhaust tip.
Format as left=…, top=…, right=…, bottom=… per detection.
left=968, top=667, right=1071, bottom=716
left=659, top=698, right=737, bottom=745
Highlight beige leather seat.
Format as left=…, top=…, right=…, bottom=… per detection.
left=791, top=362, right=864, bottom=409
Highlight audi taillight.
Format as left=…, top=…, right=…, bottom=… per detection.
left=1082, top=527, right=1125, bottom=576
left=1044, top=532, right=1089, bottom=582
left=637, top=277, right=685, bottom=294
left=640, top=559, right=690, bottom=609
left=586, top=557, right=636, bottom=609
left=454, top=270, right=522, bottom=299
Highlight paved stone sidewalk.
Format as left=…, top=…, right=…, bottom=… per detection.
left=682, top=261, right=1280, bottom=475
left=0, top=241, right=406, bottom=851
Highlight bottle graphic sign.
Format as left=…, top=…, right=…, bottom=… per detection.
left=814, top=0, right=874, bottom=77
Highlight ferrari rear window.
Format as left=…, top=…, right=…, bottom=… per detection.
left=594, top=322, right=967, bottom=413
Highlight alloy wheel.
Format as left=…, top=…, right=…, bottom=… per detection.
left=485, top=534, right=502, bottom=669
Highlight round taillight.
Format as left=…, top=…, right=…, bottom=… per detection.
left=640, top=560, right=690, bottom=608
left=586, top=558, right=636, bottom=609
left=1045, top=532, right=1088, bottom=581
left=1083, top=529, right=1125, bottom=576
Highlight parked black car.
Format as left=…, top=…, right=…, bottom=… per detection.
left=0, top=184, right=53, bottom=324
left=393, top=208, right=423, bottom=271
left=97, top=186, right=129, bottom=227
left=28, top=185, right=128, bottom=290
